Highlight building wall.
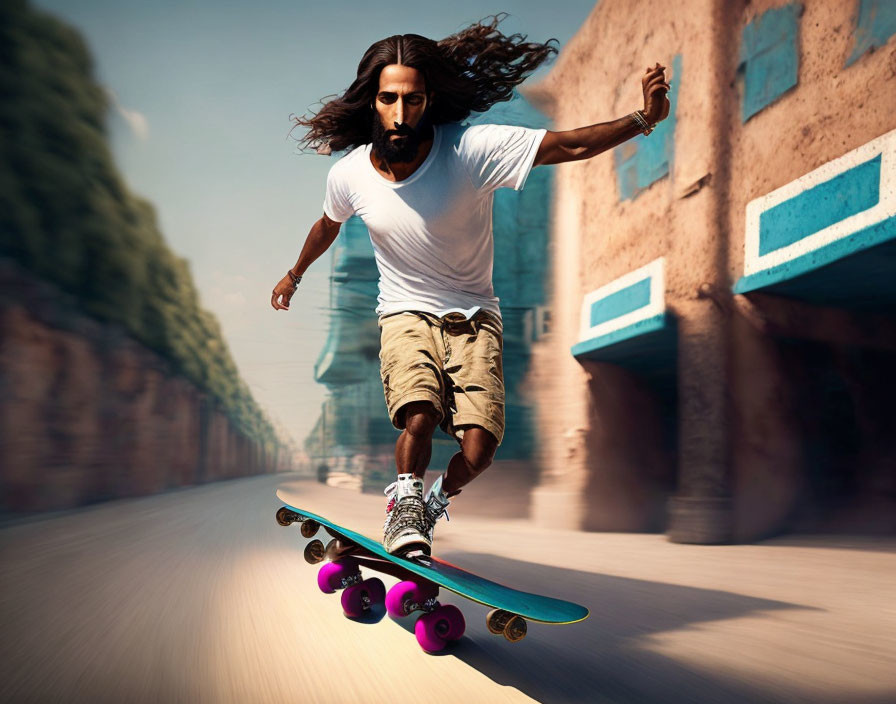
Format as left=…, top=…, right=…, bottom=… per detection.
left=725, top=0, right=896, bottom=539
left=526, top=0, right=896, bottom=540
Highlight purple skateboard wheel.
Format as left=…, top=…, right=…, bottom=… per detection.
left=341, top=577, right=385, bottom=617
left=341, top=584, right=366, bottom=617
left=342, top=577, right=386, bottom=618
left=414, top=611, right=447, bottom=652
left=385, top=581, right=417, bottom=618
left=362, top=577, right=386, bottom=606
left=435, top=604, right=465, bottom=641
left=413, top=605, right=465, bottom=653
left=317, top=558, right=359, bottom=594
left=385, top=580, right=438, bottom=618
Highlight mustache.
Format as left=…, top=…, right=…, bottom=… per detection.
left=386, top=121, right=421, bottom=137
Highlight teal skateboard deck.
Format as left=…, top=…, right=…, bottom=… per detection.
left=275, top=491, right=589, bottom=652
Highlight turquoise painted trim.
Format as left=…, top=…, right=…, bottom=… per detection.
left=739, top=3, right=801, bottom=122
left=846, top=0, right=896, bottom=67
left=758, top=153, right=882, bottom=256
left=734, top=215, right=896, bottom=293
left=614, top=54, right=682, bottom=201
left=571, top=313, right=669, bottom=358
left=589, top=277, right=651, bottom=328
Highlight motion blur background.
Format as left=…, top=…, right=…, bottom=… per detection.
left=2, top=0, right=894, bottom=537
left=2, top=1, right=895, bottom=702
left=0, top=0, right=594, bottom=508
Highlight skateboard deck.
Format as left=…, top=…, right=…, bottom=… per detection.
left=275, top=490, right=589, bottom=652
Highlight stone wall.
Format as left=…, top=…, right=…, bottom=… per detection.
left=0, top=259, right=287, bottom=513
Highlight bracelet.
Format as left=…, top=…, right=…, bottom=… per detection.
left=287, top=270, right=303, bottom=287
left=630, top=110, right=653, bottom=135
left=630, top=110, right=655, bottom=136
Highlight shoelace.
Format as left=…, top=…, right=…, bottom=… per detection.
left=425, top=497, right=449, bottom=525
left=383, top=483, right=425, bottom=533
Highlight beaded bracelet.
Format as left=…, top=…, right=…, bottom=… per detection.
left=630, top=110, right=655, bottom=136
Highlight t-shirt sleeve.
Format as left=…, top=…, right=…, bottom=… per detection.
left=322, top=162, right=355, bottom=222
left=460, top=123, right=548, bottom=193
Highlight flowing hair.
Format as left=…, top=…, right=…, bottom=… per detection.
left=291, top=13, right=559, bottom=155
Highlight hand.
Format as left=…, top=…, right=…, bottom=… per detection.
left=271, top=272, right=298, bottom=311
left=641, top=62, right=671, bottom=126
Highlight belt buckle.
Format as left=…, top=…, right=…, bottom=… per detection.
left=442, top=312, right=470, bottom=332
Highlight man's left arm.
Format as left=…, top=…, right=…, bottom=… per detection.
left=534, top=63, right=671, bottom=167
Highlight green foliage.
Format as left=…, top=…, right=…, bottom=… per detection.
left=0, top=0, right=278, bottom=449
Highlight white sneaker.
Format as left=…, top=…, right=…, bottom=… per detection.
left=382, top=473, right=429, bottom=555
left=423, top=474, right=453, bottom=546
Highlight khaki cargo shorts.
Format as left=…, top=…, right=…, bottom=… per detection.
left=377, top=309, right=505, bottom=446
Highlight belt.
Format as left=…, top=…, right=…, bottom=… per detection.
left=380, top=310, right=502, bottom=335
left=438, top=310, right=501, bottom=335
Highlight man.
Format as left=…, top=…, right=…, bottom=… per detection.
left=272, top=16, right=670, bottom=556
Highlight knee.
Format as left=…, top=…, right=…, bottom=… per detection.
left=403, top=401, right=439, bottom=438
left=461, top=426, right=498, bottom=474
left=462, top=433, right=497, bottom=473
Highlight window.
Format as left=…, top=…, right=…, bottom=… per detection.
left=738, top=3, right=802, bottom=122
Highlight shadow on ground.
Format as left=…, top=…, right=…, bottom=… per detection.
left=382, top=551, right=886, bottom=704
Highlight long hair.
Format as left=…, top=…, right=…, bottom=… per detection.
left=291, top=13, right=559, bottom=155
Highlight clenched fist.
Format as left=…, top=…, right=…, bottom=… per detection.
left=271, top=272, right=299, bottom=311
left=642, top=62, right=671, bottom=126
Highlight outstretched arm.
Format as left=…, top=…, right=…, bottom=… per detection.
left=271, top=213, right=343, bottom=311
left=533, top=63, right=671, bottom=167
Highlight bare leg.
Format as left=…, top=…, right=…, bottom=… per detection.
left=395, top=400, right=439, bottom=478
left=443, top=426, right=498, bottom=496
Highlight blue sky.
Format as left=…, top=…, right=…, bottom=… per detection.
left=32, top=0, right=598, bottom=451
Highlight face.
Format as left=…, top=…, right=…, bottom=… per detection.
left=370, top=63, right=433, bottom=163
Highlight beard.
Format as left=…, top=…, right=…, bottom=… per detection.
left=370, top=110, right=433, bottom=164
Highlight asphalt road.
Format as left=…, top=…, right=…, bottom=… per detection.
left=1, top=473, right=894, bottom=703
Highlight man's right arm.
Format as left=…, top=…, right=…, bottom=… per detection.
left=271, top=213, right=343, bottom=311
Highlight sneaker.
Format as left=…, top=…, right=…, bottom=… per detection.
left=423, top=474, right=454, bottom=546
left=383, top=473, right=430, bottom=555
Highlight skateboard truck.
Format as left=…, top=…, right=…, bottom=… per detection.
left=303, top=537, right=352, bottom=564
left=276, top=507, right=321, bottom=538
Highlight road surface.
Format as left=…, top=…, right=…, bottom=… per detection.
left=1, top=473, right=894, bottom=703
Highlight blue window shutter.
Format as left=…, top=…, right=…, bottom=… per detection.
left=845, top=0, right=896, bottom=66
left=738, top=3, right=802, bottom=122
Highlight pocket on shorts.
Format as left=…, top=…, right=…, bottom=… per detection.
left=377, top=313, right=443, bottom=400
left=476, top=315, right=503, bottom=355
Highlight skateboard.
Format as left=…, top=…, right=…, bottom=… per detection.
left=275, top=491, right=589, bottom=653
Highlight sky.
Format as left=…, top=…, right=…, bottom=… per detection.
left=32, top=0, right=598, bottom=450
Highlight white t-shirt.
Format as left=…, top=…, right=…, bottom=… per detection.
left=322, top=122, right=547, bottom=320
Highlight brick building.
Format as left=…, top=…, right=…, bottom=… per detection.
left=524, top=0, right=896, bottom=542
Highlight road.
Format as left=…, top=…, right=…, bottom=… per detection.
left=1, top=473, right=894, bottom=703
